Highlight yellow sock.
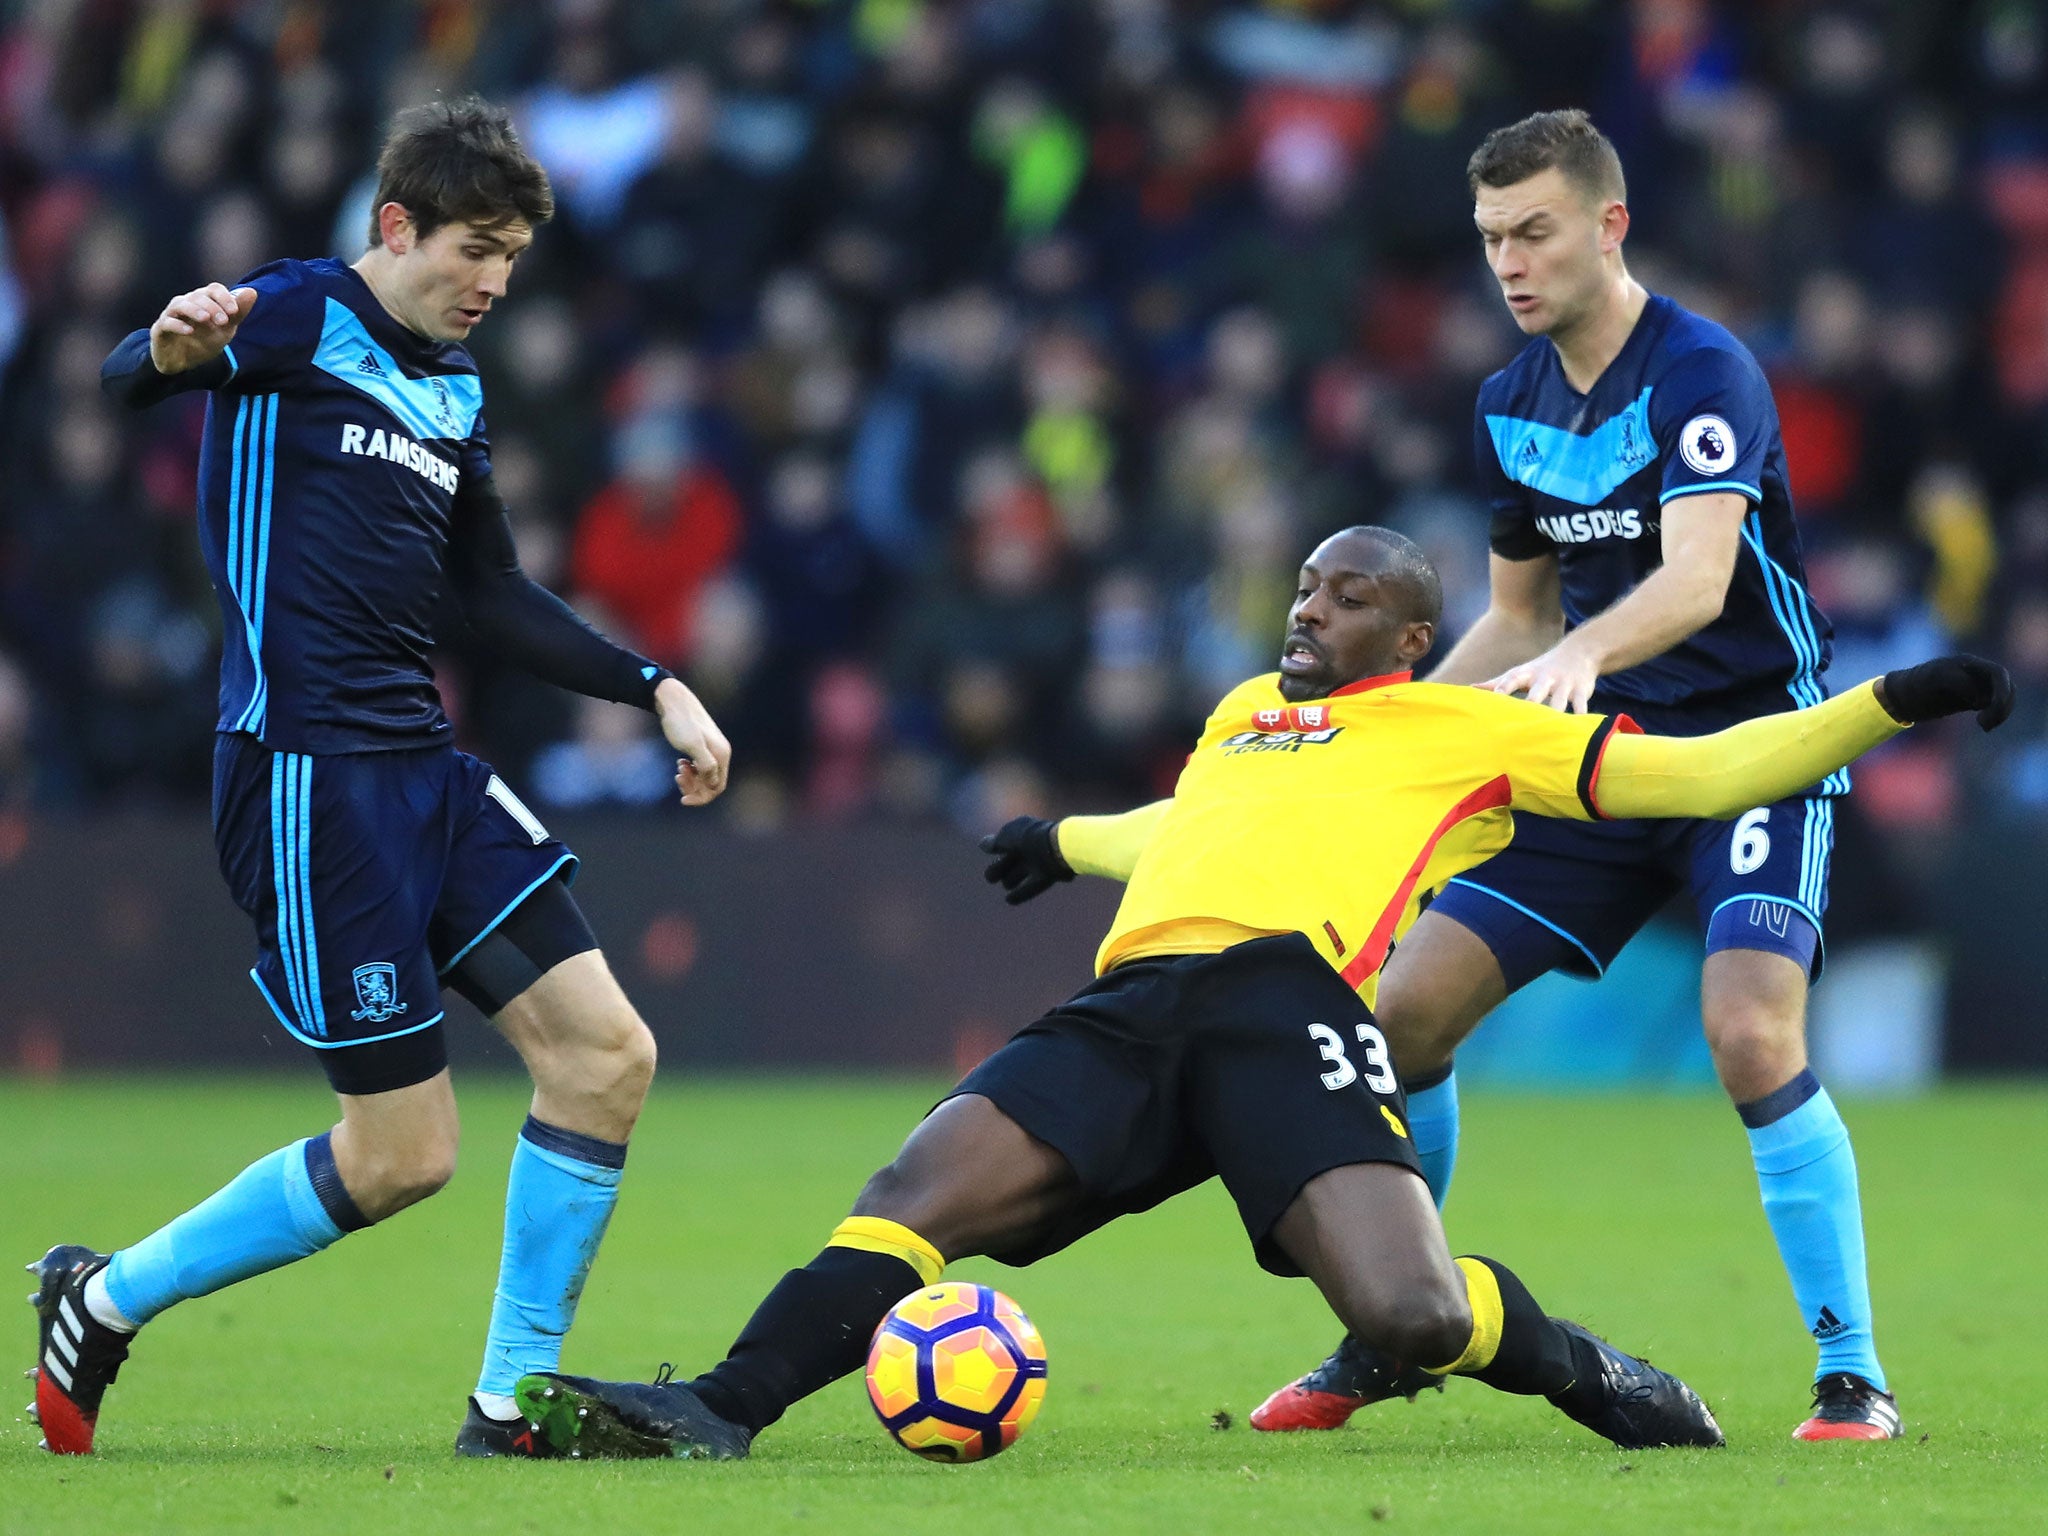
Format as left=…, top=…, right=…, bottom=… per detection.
left=1426, top=1256, right=1505, bottom=1376
left=828, top=1217, right=945, bottom=1286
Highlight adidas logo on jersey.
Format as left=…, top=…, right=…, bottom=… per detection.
left=1533, top=507, right=1646, bottom=544
left=356, top=351, right=386, bottom=377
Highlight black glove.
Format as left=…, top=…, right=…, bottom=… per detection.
left=1880, top=654, right=2014, bottom=730
left=979, top=816, right=1075, bottom=905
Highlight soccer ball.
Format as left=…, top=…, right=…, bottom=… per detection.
left=865, top=1282, right=1048, bottom=1462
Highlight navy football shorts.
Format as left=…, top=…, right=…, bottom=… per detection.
left=212, top=734, right=579, bottom=1093
left=1428, top=792, right=1834, bottom=990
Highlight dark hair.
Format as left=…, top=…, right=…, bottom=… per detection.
left=367, top=95, right=554, bottom=247
left=1466, top=109, right=1625, bottom=206
left=1336, top=526, right=1443, bottom=628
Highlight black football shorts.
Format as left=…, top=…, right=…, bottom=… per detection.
left=949, top=933, right=1421, bottom=1277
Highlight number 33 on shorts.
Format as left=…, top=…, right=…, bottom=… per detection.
left=1307, top=1022, right=1397, bottom=1093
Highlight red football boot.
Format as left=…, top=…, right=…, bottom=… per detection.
left=1249, top=1335, right=1443, bottom=1432
left=27, top=1246, right=131, bottom=1454
left=1792, top=1373, right=1901, bottom=1441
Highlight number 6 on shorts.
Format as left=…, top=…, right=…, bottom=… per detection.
left=1730, top=806, right=1771, bottom=875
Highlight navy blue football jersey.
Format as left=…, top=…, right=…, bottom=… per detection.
left=1476, top=295, right=1841, bottom=789
left=191, top=257, right=488, bottom=753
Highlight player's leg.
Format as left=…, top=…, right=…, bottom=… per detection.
left=1193, top=938, right=1719, bottom=1448
left=34, top=1048, right=456, bottom=1453
left=678, top=1093, right=1079, bottom=1439
left=1269, top=1161, right=1722, bottom=1448
left=1694, top=797, right=1897, bottom=1441
left=1245, top=916, right=1505, bottom=1432
left=454, top=940, right=653, bottom=1441
left=31, top=742, right=455, bottom=1454
left=432, top=768, right=655, bottom=1451
left=517, top=962, right=1185, bottom=1458
left=517, top=1090, right=1085, bottom=1458
left=1387, top=815, right=1664, bottom=1210
left=1251, top=828, right=1651, bottom=1433
left=89, top=1063, right=454, bottom=1322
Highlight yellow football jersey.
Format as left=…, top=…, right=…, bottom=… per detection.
left=1094, top=670, right=1636, bottom=1002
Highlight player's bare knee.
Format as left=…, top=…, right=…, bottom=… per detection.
left=1379, top=1285, right=1473, bottom=1369
left=595, top=1014, right=657, bottom=1111
left=399, top=1144, right=459, bottom=1207
left=1373, top=978, right=1467, bottom=1074
left=1703, top=995, right=1803, bottom=1097
left=851, top=1159, right=972, bottom=1252
left=851, top=1159, right=926, bottom=1224
left=536, top=1002, right=655, bottom=1117
left=1374, top=1003, right=1454, bottom=1075
left=347, top=1141, right=457, bottom=1221
left=1706, top=1002, right=1795, bottom=1056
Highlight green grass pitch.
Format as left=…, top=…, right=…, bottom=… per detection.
left=1, top=1077, right=2043, bottom=1535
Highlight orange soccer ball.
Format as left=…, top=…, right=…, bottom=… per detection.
left=865, top=1282, right=1049, bottom=1462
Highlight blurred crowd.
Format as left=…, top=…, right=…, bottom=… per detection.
left=3, top=0, right=2047, bottom=864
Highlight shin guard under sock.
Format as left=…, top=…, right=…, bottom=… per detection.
left=475, top=1117, right=628, bottom=1399
left=1428, top=1255, right=1603, bottom=1412
left=1739, top=1070, right=1885, bottom=1390
left=100, top=1133, right=369, bottom=1328
left=691, top=1218, right=944, bottom=1435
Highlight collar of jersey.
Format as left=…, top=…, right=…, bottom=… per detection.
left=1328, top=670, right=1413, bottom=698
left=1542, top=291, right=1669, bottom=401
left=312, top=296, right=483, bottom=441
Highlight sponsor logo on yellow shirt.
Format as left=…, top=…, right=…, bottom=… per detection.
left=1222, top=702, right=1346, bottom=755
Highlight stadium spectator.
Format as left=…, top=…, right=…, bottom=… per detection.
left=0, top=0, right=2038, bottom=878
left=569, top=354, right=744, bottom=668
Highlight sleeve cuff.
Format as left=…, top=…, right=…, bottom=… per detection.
left=1489, top=508, right=1553, bottom=561
left=1660, top=480, right=1762, bottom=505
left=636, top=663, right=674, bottom=710
left=1577, top=712, right=1643, bottom=819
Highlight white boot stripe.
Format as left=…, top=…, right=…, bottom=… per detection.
left=48, top=1327, right=77, bottom=1367
left=43, top=1354, right=72, bottom=1392
left=58, top=1295, right=86, bottom=1343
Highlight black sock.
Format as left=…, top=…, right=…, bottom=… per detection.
left=1451, top=1254, right=1604, bottom=1412
left=691, top=1247, right=926, bottom=1435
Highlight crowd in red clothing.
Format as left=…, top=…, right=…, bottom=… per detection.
left=1, top=1, right=2046, bottom=870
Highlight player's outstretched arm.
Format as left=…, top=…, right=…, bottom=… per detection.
left=446, top=474, right=730, bottom=806
left=981, top=800, right=1170, bottom=904
left=101, top=284, right=260, bottom=409
left=1592, top=657, right=2013, bottom=821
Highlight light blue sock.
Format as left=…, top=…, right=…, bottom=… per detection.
left=101, top=1132, right=368, bottom=1328
left=475, top=1116, right=627, bottom=1397
left=1739, top=1070, right=1885, bottom=1391
left=1405, top=1068, right=1459, bottom=1210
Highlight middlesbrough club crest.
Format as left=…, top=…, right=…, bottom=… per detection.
left=350, top=962, right=408, bottom=1024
